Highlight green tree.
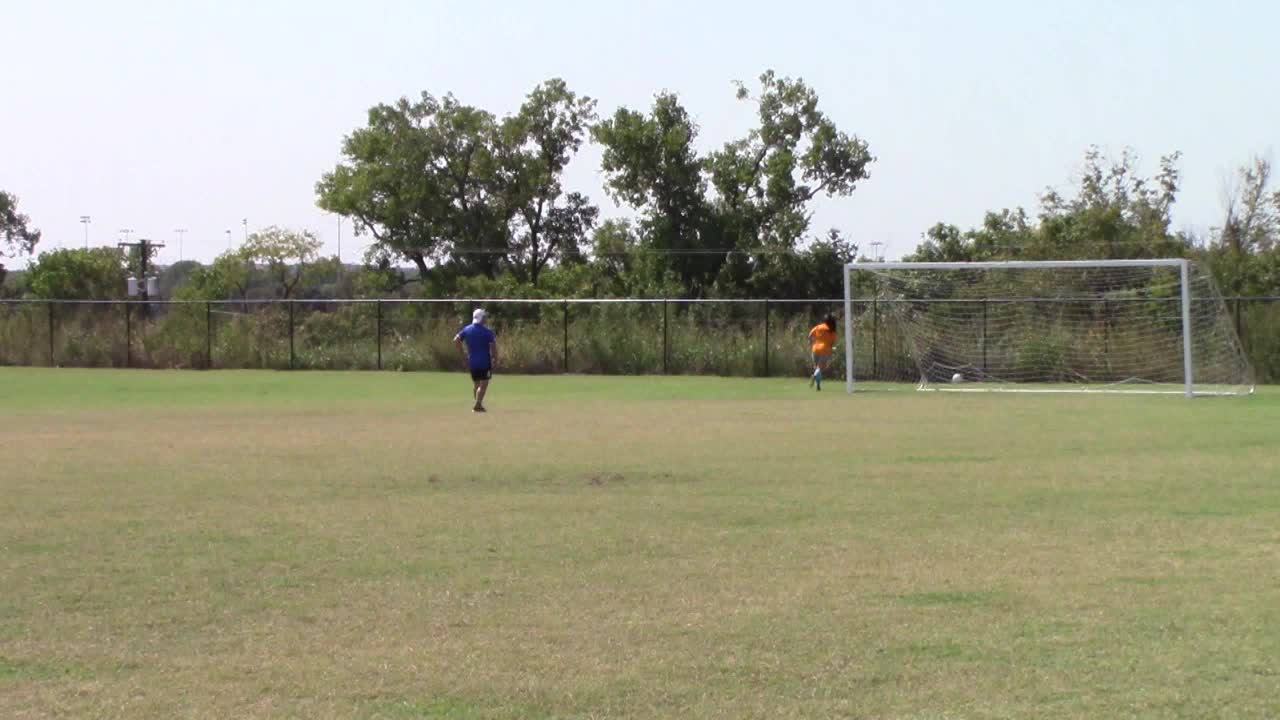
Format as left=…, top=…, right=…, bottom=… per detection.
left=318, top=93, right=484, bottom=279
left=736, top=229, right=859, bottom=299
left=594, top=71, right=873, bottom=296
left=592, top=92, right=717, bottom=292
left=710, top=71, right=873, bottom=252
left=158, top=260, right=203, bottom=299
left=25, top=248, right=127, bottom=300
left=318, top=93, right=511, bottom=280
left=1, top=191, right=42, bottom=285
left=907, top=147, right=1186, bottom=262
left=502, top=79, right=599, bottom=286
left=175, top=250, right=254, bottom=309
left=1220, top=155, right=1279, bottom=254
left=241, top=226, right=322, bottom=299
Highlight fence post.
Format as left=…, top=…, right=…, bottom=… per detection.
left=47, top=301, right=55, bottom=367
left=376, top=300, right=383, bottom=371
left=872, top=298, right=879, bottom=377
left=563, top=300, right=569, bottom=373
left=125, top=302, right=132, bottom=368
left=288, top=301, right=295, bottom=370
left=762, top=299, right=769, bottom=377
left=206, top=302, right=213, bottom=370
left=663, top=299, right=669, bottom=375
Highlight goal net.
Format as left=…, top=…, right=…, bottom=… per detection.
left=842, top=259, right=1254, bottom=396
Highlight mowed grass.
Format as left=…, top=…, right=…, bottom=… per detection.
left=1, top=368, right=1279, bottom=719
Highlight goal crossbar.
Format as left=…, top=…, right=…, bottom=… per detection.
left=848, top=259, right=1189, bottom=271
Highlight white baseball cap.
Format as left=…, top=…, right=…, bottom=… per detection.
left=472, top=308, right=486, bottom=323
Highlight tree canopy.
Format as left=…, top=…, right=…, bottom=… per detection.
left=1, top=191, right=42, bottom=285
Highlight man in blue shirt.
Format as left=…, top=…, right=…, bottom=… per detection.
left=454, top=308, right=498, bottom=412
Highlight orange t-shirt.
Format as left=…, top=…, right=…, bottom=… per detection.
left=809, top=323, right=837, bottom=355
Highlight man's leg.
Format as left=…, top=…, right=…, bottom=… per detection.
left=474, top=379, right=490, bottom=410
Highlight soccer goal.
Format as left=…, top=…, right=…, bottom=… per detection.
left=842, top=259, right=1254, bottom=397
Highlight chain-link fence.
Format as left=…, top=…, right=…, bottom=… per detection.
left=2, top=297, right=1278, bottom=383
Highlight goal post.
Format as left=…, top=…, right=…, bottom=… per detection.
left=843, top=258, right=1255, bottom=397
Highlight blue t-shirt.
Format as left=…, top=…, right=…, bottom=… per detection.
left=456, top=323, right=496, bottom=369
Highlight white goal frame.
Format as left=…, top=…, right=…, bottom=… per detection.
left=842, top=258, right=1218, bottom=397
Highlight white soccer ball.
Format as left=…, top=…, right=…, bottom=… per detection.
left=951, top=372, right=964, bottom=383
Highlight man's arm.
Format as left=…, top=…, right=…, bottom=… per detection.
left=454, top=333, right=468, bottom=365
left=489, top=340, right=498, bottom=368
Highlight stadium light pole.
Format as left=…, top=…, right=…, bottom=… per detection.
left=174, top=228, right=187, bottom=262
left=226, top=228, right=232, bottom=251
left=79, top=215, right=91, bottom=249
left=870, top=241, right=883, bottom=263
left=119, top=228, right=135, bottom=245
left=242, top=218, right=248, bottom=242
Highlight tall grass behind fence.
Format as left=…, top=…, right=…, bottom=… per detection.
left=1, top=298, right=1276, bottom=383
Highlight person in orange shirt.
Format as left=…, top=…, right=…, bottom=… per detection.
left=807, top=314, right=838, bottom=391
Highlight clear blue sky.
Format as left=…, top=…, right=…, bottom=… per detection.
left=2, top=0, right=1276, bottom=266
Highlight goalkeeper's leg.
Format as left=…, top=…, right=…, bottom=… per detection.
left=813, top=354, right=829, bottom=391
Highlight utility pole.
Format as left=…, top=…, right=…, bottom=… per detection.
left=79, top=215, right=91, bottom=249
left=336, top=215, right=343, bottom=282
left=118, top=238, right=166, bottom=304
left=174, top=228, right=187, bottom=262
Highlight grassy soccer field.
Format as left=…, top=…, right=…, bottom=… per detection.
left=1, top=368, right=1278, bottom=719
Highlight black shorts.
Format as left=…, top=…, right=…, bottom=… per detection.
left=470, top=367, right=492, bottom=382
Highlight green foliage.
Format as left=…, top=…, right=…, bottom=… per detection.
left=0, top=191, right=42, bottom=283
left=241, top=226, right=322, bottom=298
left=908, top=147, right=1188, bottom=263
left=592, top=92, right=715, bottom=291
left=174, top=250, right=253, bottom=303
left=593, top=71, right=871, bottom=296
left=1220, top=156, right=1280, bottom=253
left=711, top=71, right=873, bottom=250
left=503, top=79, right=599, bottom=285
left=318, top=79, right=599, bottom=285
left=158, top=260, right=203, bottom=299
left=25, top=248, right=127, bottom=300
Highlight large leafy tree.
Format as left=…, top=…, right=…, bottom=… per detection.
left=317, top=93, right=493, bottom=279
left=710, top=71, right=873, bottom=251
left=592, top=93, right=717, bottom=292
left=593, top=71, right=873, bottom=296
left=501, top=80, right=599, bottom=286
left=318, top=79, right=598, bottom=286
left=1, top=191, right=42, bottom=285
